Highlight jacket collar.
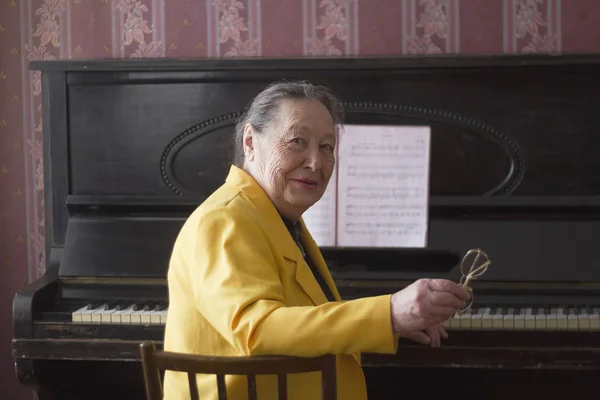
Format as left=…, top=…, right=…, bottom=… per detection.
left=224, top=165, right=299, bottom=261
left=224, top=165, right=341, bottom=304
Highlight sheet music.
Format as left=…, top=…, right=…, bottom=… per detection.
left=301, top=164, right=337, bottom=247
left=336, top=125, right=431, bottom=248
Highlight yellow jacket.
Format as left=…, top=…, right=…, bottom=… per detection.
left=163, top=165, right=397, bottom=400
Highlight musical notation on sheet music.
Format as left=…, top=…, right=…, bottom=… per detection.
left=347, top=164, right=425, bottom=181
left=337, top=125, right=431, bottom=248
left=302, top=124, right=431, bottom=248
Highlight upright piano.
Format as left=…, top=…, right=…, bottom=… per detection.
left=13, top=54, right=600, bottom=399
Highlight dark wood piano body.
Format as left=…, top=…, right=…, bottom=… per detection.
left=13, top=54, right=600, bottom=399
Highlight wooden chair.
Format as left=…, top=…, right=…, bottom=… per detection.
left=140, top=341, right=337, bottom=400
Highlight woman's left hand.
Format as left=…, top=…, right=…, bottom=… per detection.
left=401, top=323, right=448, bottom=348
left=424, top=323, right=448, bottom=348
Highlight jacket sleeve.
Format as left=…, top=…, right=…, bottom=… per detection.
left=185, top=206, right=398, bottom=357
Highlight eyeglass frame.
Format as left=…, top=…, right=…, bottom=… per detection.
left=457, top=248, right=491, bottom=315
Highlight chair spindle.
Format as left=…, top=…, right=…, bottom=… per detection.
left=277, top=373, right=288, bottom=400
left=187, top=372, right=200, bottom=400
left=246, top=373, right=257, bottom=400
left=217, top=374, right=227, bottom=400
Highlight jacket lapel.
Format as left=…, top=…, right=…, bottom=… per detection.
left=298, top=220, right=342, bottom=302
left=292, top=255, right=330, bottom=305
left=267, top=217, right=328, bottom=306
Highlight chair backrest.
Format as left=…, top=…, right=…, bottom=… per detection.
left=140, top=341, right=337, bottom=400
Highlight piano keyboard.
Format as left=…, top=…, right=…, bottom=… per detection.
left=70, top=303, right=600, bottom=331
left=444, top=306, right=600, bottom=331
left=71, top=302, right=168, bottom=325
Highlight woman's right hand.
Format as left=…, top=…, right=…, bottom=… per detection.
left=390, top=279, right=470, bottom=344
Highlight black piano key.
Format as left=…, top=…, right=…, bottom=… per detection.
left=140, top=302, right=156, bottom=312
left=80, top=301, right=103, bottom=311
left=537, top=307, right=545, bottom=315
left=531, top=308, right=538, bottom=315
left=133, top=301, right=149, bottom=311
left=104, top=301, right=119, bottom=310
left=544, top=306, right=551, bottom=315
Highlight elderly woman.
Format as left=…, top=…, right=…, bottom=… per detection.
left=163, top=81, right=469, bottom=399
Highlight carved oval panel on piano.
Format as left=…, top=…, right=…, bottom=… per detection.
left=163, top=103, right=524, bottom=197
left=161, top=113, right=239, bottom=197
left=343, top=102, right=524, bottom=196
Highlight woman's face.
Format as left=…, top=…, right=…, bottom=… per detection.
left=243, top=98, right=337, bottom=221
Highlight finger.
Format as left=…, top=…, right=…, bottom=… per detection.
left=405, top=331, right=431, bottom=345
left=438, top=324, right=449, bottom=339
left=428, top=290, right=467, bottom=311
left=424, top=305, right=460, bottom=323
left=433, top=325, right=443, bottom=346
left=427, top=279, right=471, bottom=301
left=426, top=326, right=440, bottom=348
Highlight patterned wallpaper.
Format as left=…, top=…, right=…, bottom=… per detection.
left=1, top=0, right=599, bottom=398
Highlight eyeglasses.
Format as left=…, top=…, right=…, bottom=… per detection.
left=457, top=248, right=491, bottom=315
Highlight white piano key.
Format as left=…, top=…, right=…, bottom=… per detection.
left=557, top=308, right=568, bottom=330
left=567, top=308, right=579, bottom=330
left=140, top=306, right=161, bottom=325
left=110, top=304, right=137, bottom=325
left=513, top=308, right=526, bottom=330
left=449, top=312, right=461, bottom=329
left=92, top=303, right=119, bottom=324
left=100, top=306, right=119, bottom=324
left=590, top=308, right=600, bottom=330
left=535, top=308, right=546, bottom=330
left=72, top=304, right=91, bottom=323
left=91, top=307, right=108, bottom=324
left=120, top=304, right=139, bottom=325
left=130, top=307, right=148, bottom=325
left=150, top=313, right=161, bottom=325
left=481, top=308, right=493, bottom=329
left=491, top=309, right=503, bottom=329
left=578, top=309, right=590, bottom=330
left=159, top=307, right=168, bottom=325
left=470, top=307, right=484, bottom=330
left=546, top=307, right=558, bottom=330
left=81, top=304, right=109, bottom=324
left=151, top=308, right=168, bottom=325
left=459, top=308, right=472, bottom=329
left=524, top=308, right=536, bottom=330
left=503, top=308, right=515, bottom=330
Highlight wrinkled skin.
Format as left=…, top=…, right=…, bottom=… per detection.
left=391, top=279, right=470, bottom=347
left=242, top=98, right=336, bottom=222
left=242, top=98, right=470, bottom=347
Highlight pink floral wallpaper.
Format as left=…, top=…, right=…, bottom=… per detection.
left=1, top=0, right=600, bottom=398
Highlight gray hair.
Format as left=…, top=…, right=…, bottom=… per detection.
left=232, top=81, right=345, bottom=167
